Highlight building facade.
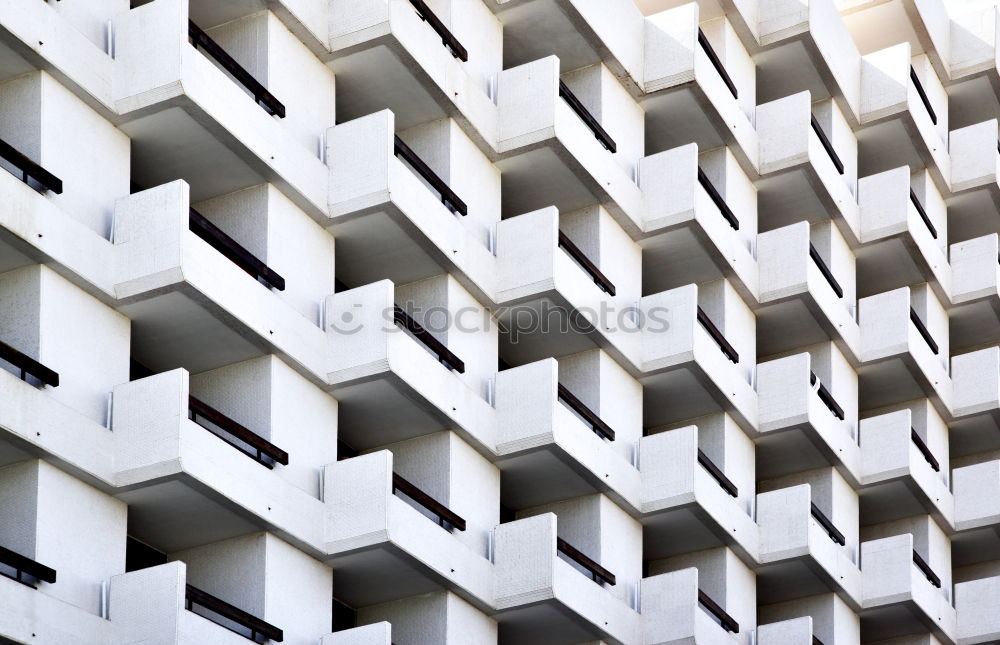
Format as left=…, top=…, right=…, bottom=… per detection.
left=0, top=0, right=999, bottom=643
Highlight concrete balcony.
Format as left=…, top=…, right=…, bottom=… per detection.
left=324, top=450, right=493, bottom=612
left=328, top=0, right=499, bottom=155
left=948, top=6, right=1000, bottom=128
left=758, top=592, right=861, bottom=645
left=956, top=574, right=1000, bottom=645
left=757, top=483, right=862, bottom=610
left=494, top=513, right=639, bottom=645
left=640, top=282, right=757, bottom=433
left=857, top=167, right=950, bottom=302
left=858, top=48, right=949, bottom=193
left=858, top=286, right=951, bottom=416
left=112, top=0, right=331, bottom=221
left=953, top=462, right=1000, bottom=577
left=345, top=591, right=496, bottom=645
left=757, top=91, right=861, bottom=245
left=112, top=368, right=326, bottom=554
left=497, top=56, right=643, bottom=235
left=642, top=566, right=746, bottom=645
left=640, top=142, right=758, bottom=303
left=114, top=181, right=328, bottom=379
left=758, top=221, right=859, bottom=361
left=860, top=408, right=953, bottom=530
left=323, top=623, right=392, bottom=645
left=861, top=534, right=956, bottom=644
left=641, top=424, right=758, bottom=565
left=757, top=352, right=860, bottom=485
left=949, top=120, right=1000, bottom=242
left=951, top=346, right=1000, bottom=457
left=325, top=279, right=496, bottom=454
left=495, top=358, right=641, bottom=512
left=642, top=5, right=758, bottom=174
left=952, top=234, right=1000, bottom=351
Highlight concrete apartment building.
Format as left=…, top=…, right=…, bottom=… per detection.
left=2, top=0, right=1000, bottom=643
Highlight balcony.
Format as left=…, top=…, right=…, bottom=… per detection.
left=757, top=221, right=859, bottom=361
left=952, top=346, right=1000, bottom=457
left=0, top=545, right=56, bottom=588
left=640, top=282, right=757, bottom=432
left=758, top=593, right=860, bottom=645
left=861, top=533, right=955, bottom=643
left=188, top=395, right=289, bottom=469
left=640, top=423, right=759, bottom=565
left=953, top=459, right=1000, bottom=571
left=642, top=567, right=746, bottom=644
left=185, top=583, right=283, bottom=643
left=858, top=286, right=951, bottom=415
left=956, top=575, right=1000, bottom=645
left=952, top=234, right=1000, bottom=350
left=392, top=472, right=467, bottom=532
left=948, top=5, right=1000, bottom=127
left=0, top=339, right=59, bottom=388
left=949, top=119, right=1000, bottom=242
left=757, top=92, right=860, bottom=244
left=0, top=136, right=63, bottom=195
left=642, top=6, right=757, bottom=173
left=494, top=513, right=639, bottom=644
left=328, top=0, right=496, bottom=154
left=757, top=351, right=860, bottom=484
left=859, top=407, right=953, bottom=530
left=757, top=482, right=862, bottom=609
left=188, top=207, right=286, bottom=291
left=857, top=166, right=950, bottom=302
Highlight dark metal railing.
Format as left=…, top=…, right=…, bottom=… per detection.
left=809, top=243, right=844, bottom=298
left=407, top=0, right=468, bottom=61
left=188, top=20, right=285, bottom=118
left=912, top=550, right=941, bottom=588
left=697, top=29, right=738, bottom=99
left=813, top=637, right=826, bottom=645
left=910, top=428, right=940, bottom=472
left=558, top=231, right=616, bottom=296
left=558, top=383, right=616, bottom=441
left=0, top=340, right=59, bottom=387
left=909, top=67, right=937, bottom=125
left=189, top=208, right=285, bottom=290
left=698, top=449, right=738, bottom=497
left=909, top=189, right=937, bottom=239
left=810, top=372, right=845, bottom=421
left=185, top=584, right=284, bottom=642
left=810, top=502, right=846, bottom=545
left=393, top=306, right=466, bottom=373
left=698, top=589, right=739, bottom=633
left=392, top=473, right=467, bottom=531
left=188, top=396, right=289, bottom=468
left=697, top=168, right=739, bottom=230
left=0, top=137, right=62, bottom=194
left=393, top=136, right=468, bottom=215
left=558, top=80, right=617, bottom=153
left=0, top=545, right=56, bottom=588
left=810, top=115, right=844, bottom=175
left=909, top=308, right=939, bottom=355
left=697, top=307, right=739, bottom=364
left=556, top=537, right=616, bottom=586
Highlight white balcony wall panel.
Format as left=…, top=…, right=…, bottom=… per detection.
left=356, top=590, right=497, bottom=645
left=322, top=622, right=392, bottom=645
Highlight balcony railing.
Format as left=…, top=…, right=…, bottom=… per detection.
left=809, top=243, right=844, bottom=298
left=910, top=428, right=940, bottom=472
left=909, top=67, right=937, bottom=126
left=185, top=584, right=284, bottom=642
left=697, top=449, right=738, bottom=497
left=0, top=340, right=59, bottom=387
left=909, top=189, right=938, bottom=239
left=392, top=306, right=466, bottom=373
left=558, top=80, right=617, bottom=153
left=810, top=115, right=845, bottom=175
left=813, top=637, right=825, bottom=645
left=0, top=137, right=62, bottom=194
left=558, top=231, right=616, bottom=295
left=189, top=208, right=286, bottom=291
left=697, top=307, right=739, bottom=364
left=697, top=29, right=738, bottom=99
left=697, top=168, right=739, bottom=230
left=810, top=502, right=846, bottom=546
left=393, top=135, right=468, bottom=215
left=557, top=383, right=616, bottom=441
left=0, top=545, right=56, bottom=588
left=810, top=372, right=845, bottom=421
left=188, top=20, right=286, bottom=118
left=556, top=537, right=616, bottom=586
left=188, top=396, right=289, bottom=468
left=912, top=550, right=941, bottom=588
left=392, top=472, right=467, bottom=531
left=909, top=308, right=939, bottom=355
left=698, top=589, right=739, bottom=633
left=407, top=0, right=468, bottom=61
